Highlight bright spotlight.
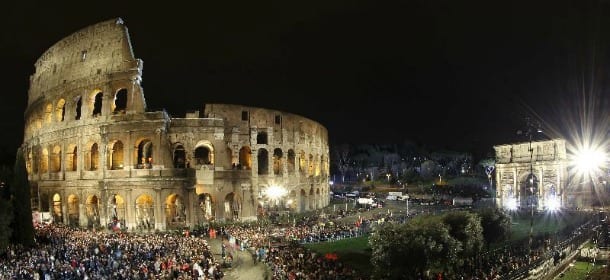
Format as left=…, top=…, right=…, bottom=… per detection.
left=547, top=196, right=561, bottom=212
left=506, top=197, right=518, bottom=211
left=572, top=146, right=607, bottom=177
left=265, top=185, right=287, bottom=200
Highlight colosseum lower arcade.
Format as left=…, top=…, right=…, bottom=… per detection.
left=23, top=18, right=330, bottom=231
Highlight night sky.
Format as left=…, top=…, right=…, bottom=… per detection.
left=2, top=0, right=610, bottom=163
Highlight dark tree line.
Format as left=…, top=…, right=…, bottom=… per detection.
left=0, top=147, right=35, bottom=254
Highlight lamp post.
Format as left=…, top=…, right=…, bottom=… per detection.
left=518, top=116, right=542, bottom=262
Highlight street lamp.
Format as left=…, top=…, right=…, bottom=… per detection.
left=517, top=116, right=542, bottom=262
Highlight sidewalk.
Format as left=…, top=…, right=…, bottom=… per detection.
left=207, top=236, right=270, bottom=280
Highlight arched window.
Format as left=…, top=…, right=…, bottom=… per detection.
left=136, top=140, right=153, bottom=169
left=109, top=141, right=124, bottom=170
left=75, top=96, right=82, bottom=120
left=239, top=146, right=252, bottom=169
left=92, top=92, right=103, bottom=117
left=51, top=145, right=61, bottom=172
left=257, top=149, right=269, bottom=175
left=56, top=99, right=66, bottom=122
left=67, top=145, right=77, bottom=171
left=194, top=146, right=212, bottom=165
left=273, top=148, right=283, bottom=175
left=287, top=149, right=295, bottom=173
left=45, top=103, right=53, bottom=123
left=113, top=89, right=128, bottom=114
left=40, top=148, right=49, bottom=173
left=89, top=143, right=99, bottom=171
left=173, top=145, right=186, bottom=168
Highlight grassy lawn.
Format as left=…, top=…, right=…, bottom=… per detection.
left=303, top=207, right=592, bottom=278
left=304, top=236, right=372, bottom=276
left=507, top=211, right=590, bottom=242
left=557, top=261, right=606, bottom=280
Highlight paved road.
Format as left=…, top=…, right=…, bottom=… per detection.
left=208, top=237, right=270, bottom=280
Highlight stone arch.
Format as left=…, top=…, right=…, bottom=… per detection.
left=257, top=148, right=269, bottom=175
left=299, top=150, right=306, bottom=175
left=113, top=88, right=128, bottom=114
left=85, top=195, right=100, bottom=229
left=520, top=172, right=539, bottom=209
left=135, top=138, right=153, bottom=169
left=194, top=141, right=214, bottom=165
left=45, top=103, right=53, bottom=123
left=314, top=154, right=320, bottom=176
left=135, top=194, right=155, bottom=230
left=86, top=142, right=100, bottom=171
left=299, top=189, right=308, bottom=212
left=56, top=98, right=66, bottom=122
left=224, top=192, right=240, bottom=221
left=273, top=148, right=283, bottom=175
left=309, top=188, right=315, bottom=210
left=316, top=188, right=321, bottom=210
left=173, top=143, right=186, bottom=168
left=52, top=193, right=62, bottom=224
left=108, top=140, right=124, bottom=170
left=66, top=144, right=77, bottom=171
left=74, top=96, right=82, bottom=120
left=165, top=193, right=185, bottom=228
left=321, top=155, right=328, bottom=176
left=51, top=145, right=61, bottom=172
left=239, top=146, right=252, bottom=169
left=108, top=194, right=126, bottom=223
left=308, top=154, right=314, bottom=176
left=40, top=148, right=49, bottom=173
left=91, top=91, right=103, bottom=117
left=26, top=150, right=33, bottom=174
left=287, top=149, right=295, bottom=173
left=197, top=193, right=215, bottom=223
left=67, top=194, right=79, bottom=227
left=287, top=190, right=297, bottom=212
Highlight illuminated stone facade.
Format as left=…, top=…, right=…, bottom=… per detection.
left=493, top=139, right=594, bottom=210
left=22, top=18, right=330, bottom=230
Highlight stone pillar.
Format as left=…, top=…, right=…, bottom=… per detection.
left=154, top=188, right=164, bottom=231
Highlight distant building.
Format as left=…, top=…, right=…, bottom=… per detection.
left=22, top=18, right=330, bottom=230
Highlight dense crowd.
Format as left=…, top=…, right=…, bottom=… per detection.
left=0, top=224, right=223, bottom=280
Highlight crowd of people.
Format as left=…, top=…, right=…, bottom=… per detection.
left=0, top=224, right=224, bottom=279
left=0, top=204, right=597, bottom=279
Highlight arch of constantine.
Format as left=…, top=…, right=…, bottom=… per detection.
left=22, top=18, right=330, bottom=231
left=494, top=139, right=594, bottom=211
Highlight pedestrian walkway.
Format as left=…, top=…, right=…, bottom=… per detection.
left=207, top=236, right=270, bottom=280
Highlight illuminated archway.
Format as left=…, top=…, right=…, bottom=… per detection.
left=85, top=195, right=100, bottom=228
left=136, top=194, right=155, bottom=230
left=166, top=193, right=185, bottom=228
left=52, top=193, right=62, bottom=224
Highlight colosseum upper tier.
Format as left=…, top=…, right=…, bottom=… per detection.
left=23, top=18, right=330, bottom=230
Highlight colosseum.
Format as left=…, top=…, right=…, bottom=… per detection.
left=22, top=18, right=330, bottom=231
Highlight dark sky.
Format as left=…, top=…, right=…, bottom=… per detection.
left=2, top=0, right=610, bottom=162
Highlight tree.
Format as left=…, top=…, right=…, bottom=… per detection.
left=369, top=215, right=460, bottom=279
left=0, top=165, right=13, bottom=253
left=0, top=197, right=12, bottom=254
left=476, top=208, right=511, bottom=247
left=441, top=211, right=484, bottom=265
left=10, top=147, right=34, bottom=247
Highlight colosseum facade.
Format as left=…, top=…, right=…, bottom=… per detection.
left=22, top=18, right=330, bottom=231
